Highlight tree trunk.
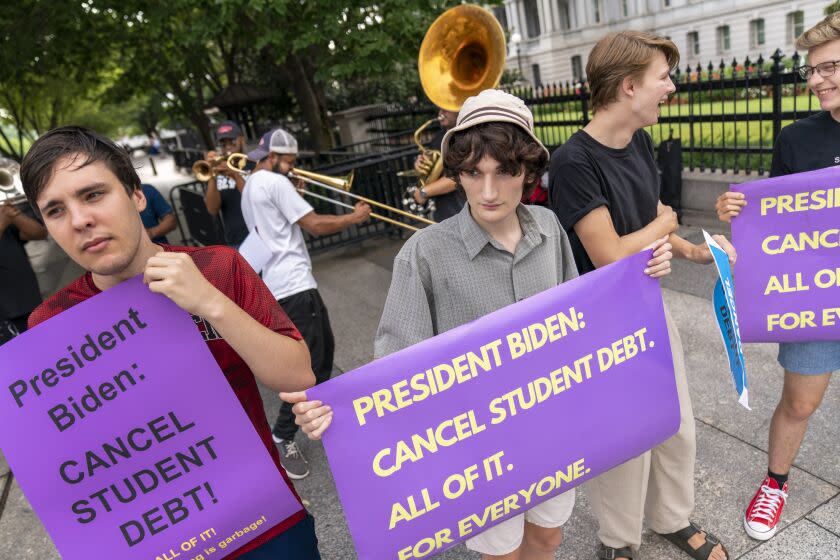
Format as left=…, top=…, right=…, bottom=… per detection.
left=285, top=54, right=334, bottom=152
left=191, top=78, right=215, bottom=150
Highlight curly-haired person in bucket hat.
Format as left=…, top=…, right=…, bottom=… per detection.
left=283, top=89, right=676, bottom=559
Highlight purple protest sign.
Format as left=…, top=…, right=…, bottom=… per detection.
left=309, top=252, right=679, bottom=559
left=731, top=166, right=840, bottom=342
left=0, top=277, right=301, bottom=560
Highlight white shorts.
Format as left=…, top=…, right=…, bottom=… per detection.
left=465, top=489, right=576, bottom=556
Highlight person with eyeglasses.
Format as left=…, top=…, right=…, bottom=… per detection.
left=715, top=11, right=840, bottom=542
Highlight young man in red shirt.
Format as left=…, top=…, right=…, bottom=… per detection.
left=20, top=126, right=321, bottom=559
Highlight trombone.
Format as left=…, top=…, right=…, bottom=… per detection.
left=225, top=153, right=435, bottom=232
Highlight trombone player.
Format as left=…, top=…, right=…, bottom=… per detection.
left=411, top=106, right=466, bottom=221
left=241, top=128, right=370, bottom=480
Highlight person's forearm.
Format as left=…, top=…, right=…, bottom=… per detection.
left=157, top=213, right=177, bottom=236
left=232, top=172, right=245, bottom=191
left=305, top=214, right=357, bottom=237
left=203, top=292, right=315, bottom=392
left=669, top=233, right=700, bottom=262
left=422, top=177, right=457, bottom=197
left=205, top=180, right=221, bottom=215
left=14, top=214, right=47, bottom=241
left=612, top=217, right=674, bottom=261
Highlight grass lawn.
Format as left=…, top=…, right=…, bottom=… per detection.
left=529, top=92, right=821, bottom=171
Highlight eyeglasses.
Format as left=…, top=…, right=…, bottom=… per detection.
left=797, top=60, right=840, bottom=80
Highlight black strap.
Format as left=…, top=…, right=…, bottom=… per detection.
left=598, top=544, right=636, bottom=560
left=662, top=522, right=728, bottom=560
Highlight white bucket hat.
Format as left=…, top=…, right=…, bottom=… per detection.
left=440, top=89, right=549, bottom=160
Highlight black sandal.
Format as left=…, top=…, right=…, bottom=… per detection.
left=597, top=543, right=636, bottom=560
left=660, top=522, right=729, bottom=560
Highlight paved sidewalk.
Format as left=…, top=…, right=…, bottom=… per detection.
left=2, top=181, right=838, bottom=557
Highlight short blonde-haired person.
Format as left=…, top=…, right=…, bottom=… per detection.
left=284, top=89, right=675, bottom=560
left=549, top=31, right=736, bottom=560
left=716, top=11, right=840, bottom=542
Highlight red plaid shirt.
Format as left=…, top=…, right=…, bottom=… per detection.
left=29, top=244, right=307, bottom=558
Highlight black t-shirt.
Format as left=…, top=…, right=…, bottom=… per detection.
left=549, top=129, right=660, bottom=275
left=219, top=188, right=248, bottom=246
left=215, top=175, right=248, bottom=246
left=0, top=221, right=42, bottom=320
left=771, top=111, right=840, bottom=177
left=427, top=128, right=466, bottom=221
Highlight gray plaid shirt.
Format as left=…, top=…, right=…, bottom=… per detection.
left=375, top=203, right=579, bottom=359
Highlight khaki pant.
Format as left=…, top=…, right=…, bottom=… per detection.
left=586, top=306, right=696, bottom=550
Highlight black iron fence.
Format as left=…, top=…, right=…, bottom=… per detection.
left=302, top=146, right=420, bottom=254
left=365, top=50, right=820, bottom=175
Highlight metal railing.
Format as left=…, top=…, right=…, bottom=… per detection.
left=365, top=50, right=820, bottom=175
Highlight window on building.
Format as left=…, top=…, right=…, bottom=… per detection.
left=532, top=64, right=542, bottom=87
left=622, top=0, right=629, bottom=17
left=750, top=18, right=765, bottom=48
left=716, top=25, right=731, bottom=54
left=592, top=0, right=602, bottom=24
left=492, top=6, right=509, bottom=31
left=663, top=0, right=671, bottom=7
left=787, top=11, right=804, bottom=44
left=571, top=55, right=583, bottom=82
left=558, top=0, right=572, bottom=30
left=687, top=31, right=700, bottom=57
left=524, top=0, right=541, bottom=38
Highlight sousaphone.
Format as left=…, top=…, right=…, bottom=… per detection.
left=403, top=4, right=507, bottom=217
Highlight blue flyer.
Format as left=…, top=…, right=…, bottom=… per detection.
left=703, top=230, right=750, bottom=409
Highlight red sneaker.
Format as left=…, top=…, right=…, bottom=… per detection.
left=744, top=475, right=788, bottom=540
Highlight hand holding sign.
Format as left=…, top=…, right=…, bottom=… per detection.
left=643, top=235, right=674, bottom=278
left=715, top=190, right=748, bottom=223
left=143, top=252, right=224, bottom=317
left=691, top=234, right=738, bottom=266
left=281, top=391, right=333, bottom=440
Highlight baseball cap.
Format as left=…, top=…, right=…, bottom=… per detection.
left=440, top=89, right=549, bottom=160
left=246, top=128, right=299, bottom=161
left=215, top=121, right=242, bottom=141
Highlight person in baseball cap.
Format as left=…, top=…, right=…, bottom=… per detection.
left=215, top=120, right=243, bottom=141
left=284, top=89, right=582, bottom=559
left=204, top=120, right=249, bottom=246
left=247, top=128, right=298, bottom=162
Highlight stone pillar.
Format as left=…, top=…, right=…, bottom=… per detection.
left=332, top=104, right=388, bottom=147
left=542, top=0, right=557, bottom=32
left=575, top=0, right=587, bottom=27
left=508, top=0, right=523, bottom=37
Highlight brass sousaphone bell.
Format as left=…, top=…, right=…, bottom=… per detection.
left=404, top=4, right=507, bottom=217
left=418, top=4, right=507, bottom=112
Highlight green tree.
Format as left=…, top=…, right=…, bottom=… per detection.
left=827, top=1, right=840, bottom=14
left=3, top=1, right=503, bottom=154
left=0, top=2, right=116, bottom=160
left=106, top=0, right=484, bottom=151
